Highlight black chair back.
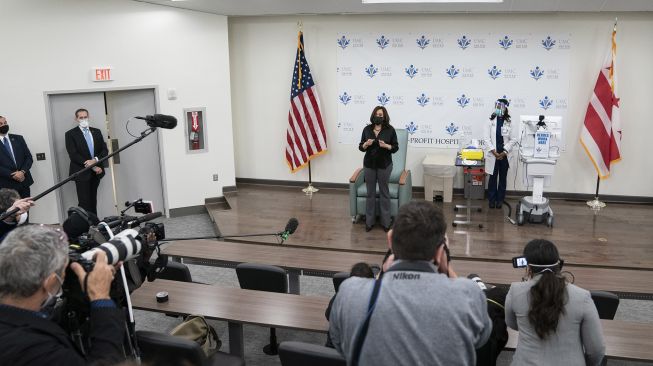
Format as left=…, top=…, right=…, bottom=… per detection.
left=590, top=290, right=620, bottom=319
left=137, top=330, right=206, bottom=366
left=236, top=263, right=288, bottom=293
left=158, top=261, right=193, bottom=282
left=332, top=272, right=350, bottom=292
left=279, top=341, right=346, bottom=366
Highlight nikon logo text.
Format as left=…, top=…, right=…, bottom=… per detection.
left=393, top=273, right=421, bottom=280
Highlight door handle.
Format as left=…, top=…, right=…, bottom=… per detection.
left=111, top=139, right=120, bottom=164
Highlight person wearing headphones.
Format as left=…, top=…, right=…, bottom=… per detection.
left=483, top=98, right=517, bottom=209
left=505, top=239, right=605, bottom=366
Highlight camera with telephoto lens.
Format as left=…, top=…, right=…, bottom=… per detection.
left=57, top=205, right=166, bottom=340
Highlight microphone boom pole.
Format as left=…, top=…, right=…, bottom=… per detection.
left=0, top=126, right=159, bottom=222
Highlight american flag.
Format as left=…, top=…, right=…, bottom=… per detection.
left=286, top=31, right=327, bottom=173
left=580, top=22, right=621, bottom=179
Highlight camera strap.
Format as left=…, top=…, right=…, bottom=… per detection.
left=350, top=261, right=436, bottom=365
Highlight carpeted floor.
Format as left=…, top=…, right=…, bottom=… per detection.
left=134, top=213, right=653, bottom=366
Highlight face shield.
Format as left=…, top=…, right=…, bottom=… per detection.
left=494, top=101, right=507, bottom=117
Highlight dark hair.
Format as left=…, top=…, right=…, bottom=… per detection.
left=391, top=201, right=446, bottom=260
left=350, top=262, right=374, bottom=278
left=490, top=98, right=511, bottom=121
left=0, top=188, right=20, bottom=213
left=524, top=239, right=567, bottom=340
left=369, top=106, right=391, bottom=127
left=75, top=108, right=89, bottom=118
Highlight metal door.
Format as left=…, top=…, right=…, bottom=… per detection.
left=105, top=89, right=165, bottom=215
left=48, top=93, right=115, bottom=220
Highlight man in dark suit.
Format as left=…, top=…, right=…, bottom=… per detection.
left=65, top=108, right=108, bottom=215
left=0, top=116, right=34, bottom=198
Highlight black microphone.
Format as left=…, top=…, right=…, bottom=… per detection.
left=135, top=114, right=177, bottom=129
left=280, top=218, right=299, bottom=241
left=127, top=211, right=163, bottom=228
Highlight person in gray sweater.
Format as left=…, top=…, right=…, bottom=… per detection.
left=329, top=201, right=492, bottom=366
left=505, top=239, right=605, bottom=366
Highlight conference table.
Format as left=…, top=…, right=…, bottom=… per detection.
left=161, top=239, right=653, bottom=295
left=132, top=280, right=653, bottom=361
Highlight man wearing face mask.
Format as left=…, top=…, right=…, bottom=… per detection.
left=329, top=201, right=492, bottom=366
left=65, top=109, right=108, bottom=215
left=483, top=99, right=517, bottom=209
left=0, top=225, right=126, bottom=365
left=0, top=188, right=34, bottom=240
left=0, top=116, right=34, bottom=199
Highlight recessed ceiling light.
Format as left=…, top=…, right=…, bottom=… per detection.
left=363, top=0, right=502, bottom=3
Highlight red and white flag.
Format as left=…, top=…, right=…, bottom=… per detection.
left=580, top=23, right=621, bottom=179
left=285, top=31, right=327, bottom=173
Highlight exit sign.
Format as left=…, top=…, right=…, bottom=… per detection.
left=92, top=67, right=113, bottom=82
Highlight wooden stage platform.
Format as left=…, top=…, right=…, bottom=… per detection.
left=206, top=184, right=653, bottom=270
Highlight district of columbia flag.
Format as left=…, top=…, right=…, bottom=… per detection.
left=285, top=31, right=327, bottom=173
left=580, top=22, right=621, bottom=179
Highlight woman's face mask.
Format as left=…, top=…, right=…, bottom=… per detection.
left=494, top=101, right=506, bottom=117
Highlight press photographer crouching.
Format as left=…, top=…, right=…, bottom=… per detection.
left=0, top=225, right=126, bottom=366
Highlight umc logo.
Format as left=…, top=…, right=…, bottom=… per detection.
left=542, top=36, right=556, bottom=51
left=337, top=35, right=350, bottom=49
left=416, top=93, right=430, bottom=107
left=376, top=35, right=390, bottom=49
left=530, top=66, right=544, bottom=80
left=365, top=64, right=378, bottom=78
left=406, top=121, right=419, bottom=135
left=338, top=92, right=352, bottom=105
left=488, top=66, right=502, bottom=80
left=499, top=36, right=513, bottom=50
left=405, top=64, right=419, bottom=79
left=377, top=92, right=391, bottom=106
left=456, top=94, right=470, bottom=108
left=445, top=65, right=460, bottom=79
left=445, top=122, right=459, bottom=136
left=457, top=35, right=471, bottom=50
left=416, top=35, right=431, bottom=50
left=539, top=96, right=554, bottom=110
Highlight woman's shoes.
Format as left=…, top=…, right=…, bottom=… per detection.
left=489, top=201, right=496, bottom=208
left=383, top=226, right=391, bottom=232
left=496, top=202, right=502, bottom=209
left=365, top=225, right=374, bottom=232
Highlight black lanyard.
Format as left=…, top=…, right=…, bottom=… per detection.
left=350, top=261, right=436, bottom=366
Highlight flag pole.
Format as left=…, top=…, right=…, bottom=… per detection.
left=302, top=161, right=319, bottom=195
left=586, top=175, right=606, bottom=212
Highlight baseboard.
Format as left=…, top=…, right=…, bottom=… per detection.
left=235, top=178, right=653, bottom=204
left=222, top=185, right=237, bottom=193
left=168, top=205, right=208, bottom=218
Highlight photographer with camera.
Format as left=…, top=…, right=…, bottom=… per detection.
left=0, top=188, right=33, bottom=240
left=0, top=225, right=126, bottom=366
left=329, top=201, right=492, bottom=366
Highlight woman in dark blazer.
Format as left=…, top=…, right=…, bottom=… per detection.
left=505, top=239, right=605, bottom=366
left=358, top=106, right=398, bottom=232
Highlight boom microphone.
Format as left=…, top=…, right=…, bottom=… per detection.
left=280, top=218, right=299, bottom=241
left=135, top=114, right=177, bottom=129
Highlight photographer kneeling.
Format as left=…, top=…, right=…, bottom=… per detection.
left=0, top=225, right=126, bottom=366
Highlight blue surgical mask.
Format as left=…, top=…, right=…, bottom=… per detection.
left=495, top=108, right=503, bottom=117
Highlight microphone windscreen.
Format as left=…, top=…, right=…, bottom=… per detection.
left=62, top=214, right=90, bottom=239
left=285, top=218, right=299, bottom=234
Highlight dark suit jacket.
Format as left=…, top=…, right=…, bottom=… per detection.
left=0, top=134, right=33, bottom=190
left=0, top=304, right=126, bottom=366
left=65, top=127, right=108, bottom=181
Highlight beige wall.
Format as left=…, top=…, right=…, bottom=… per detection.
left=229, top=13, right=653, bottom=197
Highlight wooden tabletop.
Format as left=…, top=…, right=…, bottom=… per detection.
left=132, top=280, right=329, bottom=333
left=133, top=280, right=653, bottom=361
left=506, top=320, right=653, bottom=361
left=162, top=240, right=653, bottom=295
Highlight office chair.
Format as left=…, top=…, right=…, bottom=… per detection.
left=590, top=290, right=620, bottom=320
left=279, top=341, right=346, bottom=366
left=332, top=272, right=350, bottom=292
left=236, top=262, right=288, bottom=355
left=136, top=330, right=243, bottom=366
